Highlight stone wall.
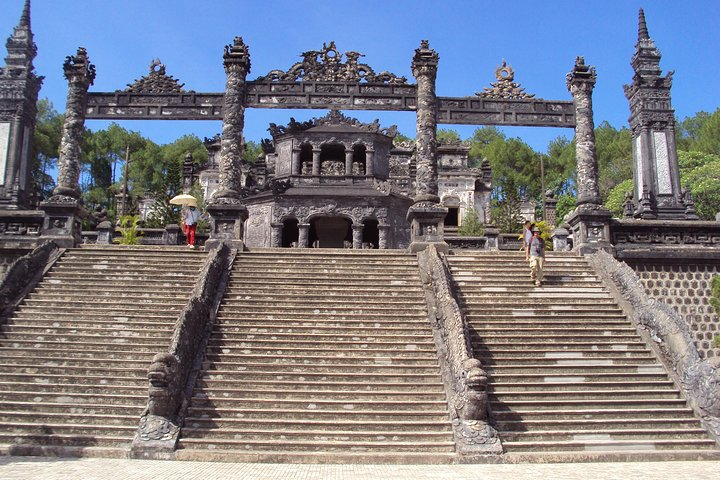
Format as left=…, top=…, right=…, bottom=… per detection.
left=630, top=261, right=720, bottom=359
left=0, top=249, right=30, bottom=280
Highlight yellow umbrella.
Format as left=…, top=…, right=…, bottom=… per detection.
left=169, top=194, right=197, bottom=207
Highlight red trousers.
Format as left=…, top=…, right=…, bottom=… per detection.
left=186, top=224, right=197, bottom=246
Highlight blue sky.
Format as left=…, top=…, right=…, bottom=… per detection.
left=3, top=0, right=719, bottom=152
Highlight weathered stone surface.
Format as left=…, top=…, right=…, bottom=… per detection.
left=587, top=249, right=720, bottom=440
left=412, top=40, right=439, bottom=202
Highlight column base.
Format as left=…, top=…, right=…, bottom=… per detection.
left=205, top=198, right=248, bottom=252
left=407, top=201, right=449, bottom=254
left=566, top=204, right=614, bottom=255
left=39, top=195, right=86, bottom=248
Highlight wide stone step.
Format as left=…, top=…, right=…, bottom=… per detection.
left=207, top=338, right=435, bottom=350
left=212, top=325, right=430, bottom=336
left=0, top=363, right=146, bottom=377
left=0, top=410, right=137, bottom=425
left=0, top=380, right=145, bottom=393
left=206, top=346, right=438, bottom=357
left=489, top=380, right=674, bottom=392
left=44, top=271, right=198, bottom=281
left=470, top=320, right=634, bottom=329
left=235, top=265, right=420, bottom=274
left=37, top=279, right=196, bottom=288
left=176, top=437, right=455, bottom=453
left=491, top=406, right=697, bottom=421
left=475, top=340, right=648, bottom=350
left=21, top=297, right=188, bottom=308
left=490, top=398, right=689, bottom=411
left=0, top=401, right=144, bottom=416
left=0, top=332, right=170, bottom=345
left=474, top=347, right=652, bottom=357
left=214, top=319, right=430, bottom=329
left=0, top=421, right=137, bottom=438
left=235, top=279, right=421, bottom=288
left=210, top=332, right=434, bottom=343
left=201, top=362, right=440, bottom=374
left=4, top=318, right=175, bottom=331
left=495, top=417, right=705, bottom=431
left=10, top=312, right=180, bottom=323
left=24, top=291, right=190, bottom=302
left=490, top=389, right=681, bottom=401
left=199, top=371, right=443, bottom=383
left=0, top=390, right=146, bottom=406
left=0, top=352, right=154, bottom=366
left=195, top=379, right=445, bottom=392
left=484, top=363, right=665, bottom=374
left=472, top=334, right=642, bottom=345
left=180, top=427, right=454, bottom=443
left=500, top=438, right=716, bottom=452
left=189, top=396, right=448, bottom=411
left=3, top=325, right=171, bottom=339
left=183, top=417, right=450, bottom=432
left=470, top=327, right=638, bottom=336
left=192, top=388, right=447, bottom=402
left=499, top=428, right=712, bottom=442
left=224, top=296, right=425, bottom=306
left=0, top=339, right=167, bottom=351
left=185, top=406, right=449, bottom=422
left=478, top=356, right=659, bottom=366
left=489, top=372, right=672, bottom=383
left=202, top=353, right=438, bottom=366
left=218, top=308, right=427, bottom=318
left=0, top=431, right=134, bottom=448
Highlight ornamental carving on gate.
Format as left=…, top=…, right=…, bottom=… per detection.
left=477, top=60, right=535, bottom=99
left=124, top=59, right=186, bottom=93
left=257, top=41, right=408, bottom=84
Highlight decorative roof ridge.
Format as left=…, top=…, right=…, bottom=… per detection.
left=256, top=41, right=407, bottom=84
left=268, top=109, right=398, bottom=138
left=123, top=59, right=187, bottom=93
left=476, top=59, right=535, bottom=100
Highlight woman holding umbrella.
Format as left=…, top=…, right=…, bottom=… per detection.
left=170, top=194, right=201, bottom=249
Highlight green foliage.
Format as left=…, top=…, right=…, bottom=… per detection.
left=532, top=220, right=553, bottom=250
left=690, top=109, right=720, bottom=155
left=32, top=99, right=63, bottom=201
left=544, top=135, right=577, bottom=196
left=490, top=196, right=525, bottom=234
left=555, top=193, right=577, bottom=224
left=243, top=140, right=264, bottom=163
left=437, top=129, right=461, bottom=143
left=595, top=121, right=633, bottom=201
left=710, top=276, right=720, bottom=318
left=604, top=178, right=634, bottom=217
left=115, top=215, right=142, bottom=245
left=457, top=208, right=485, bottom=236
left=679, top=151, right=720, bottom=220
left=393, top=132, right=414, bottom=143
left=713, top=334, right=720, bottom=349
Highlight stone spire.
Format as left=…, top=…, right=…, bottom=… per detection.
left=4, top=0, right=36, bottom=71
left=637, top=8, right=649, bottom=41
left=624, top=9, right=686, bottom=219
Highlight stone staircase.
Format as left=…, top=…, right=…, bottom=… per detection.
left=177, top=249, right=455, bottom=463
left=0, top=246, right=205, bottom=457
left=446, top=250, right=718, bottom=461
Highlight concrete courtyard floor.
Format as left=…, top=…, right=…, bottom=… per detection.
left=0, top=457, right=718, bottom=480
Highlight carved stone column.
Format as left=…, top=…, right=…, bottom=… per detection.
left=565, top=56, right=613, bottom=255
left=39, top=47, right=94, bottom=248
left=366, top=149, right=375, bottom=177
left=352, top=224, right=363, bottom=249
left=408, top=40, right=448, bottom=253
left=312, top=148, right=321, bottom=176
left=206, top=37, right=250, bottom=251
left=291, top=148, right=301, bottom=176
left=270, top=222, right=283, bottom=247
left=53, top=47, right=94, bottom=200
left=378, top=224, right=390, bottom=249
left=344, top=149, right=353, bottom=176
left=297, top=223, right=310, bottom=248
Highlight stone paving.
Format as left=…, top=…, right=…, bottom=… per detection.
left=0, top=458, right=718, bottom=480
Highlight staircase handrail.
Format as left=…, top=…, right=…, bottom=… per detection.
left=0, top=241, right=63, bottom=325
left=132, top=243, right=235, bottom=457
left=587, top=249, right=720, bottom=442
left=416, top=245, right=501, bottom=454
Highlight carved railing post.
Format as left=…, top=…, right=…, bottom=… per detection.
left=408, top=40, right=448, bottom=254
left=39, top=47, right=95, bottom=247
left=206, top=37, right=250, bottom=251
left=564, top=57, right=613, bottom=255
left=416, top=245, right=501, bottom=457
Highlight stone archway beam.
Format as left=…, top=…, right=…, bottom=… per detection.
left=86, top=87, right=576, bottom=127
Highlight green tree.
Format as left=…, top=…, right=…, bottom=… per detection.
left=243, top=140, right=264, bottom=163
left=604, top=178, right=634, bottom=217
left=31, top=98, right=63, bottom=201
left=595, top=121, right=633, bottom=201
left=679, top=151, right=720, bottom=220
left=676, top=111, right=711, bottom=152
left=490, top=194, right=525, bottom=234
left=691, top=109, right=720, bottom=155
left=457, top=208, right=485, bottom=236
left=437, top=128, right=461, bottom=143
left=555, top=193, right=577, bottom=224
left=468, top=126, right=506, bottom=166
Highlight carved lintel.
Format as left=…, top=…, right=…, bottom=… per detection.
left=477, top=60, right=535, bottom=99
left=124, top=59, right=186, bottom=93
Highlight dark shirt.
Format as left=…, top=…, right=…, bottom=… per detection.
left=529, top=236, right=545, bottom=257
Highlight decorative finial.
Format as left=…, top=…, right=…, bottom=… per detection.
left=638, top=8, right=649, bottom=41
left=20, top=0, right=31, bottom=28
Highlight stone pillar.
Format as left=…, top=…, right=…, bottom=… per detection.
left=407, top=40, right=448, bottom=254
left=484, top=225, right=499, bottom=251
left=378, top=224, right=390, bottom=249
left=345, top=149, right=353, bottom=176
left=297, top=223, right=310, bottom=248
left=366, top=149, right=375, bottom=177
left=551, top=224, right=570, bottom=252
left=312, top=148, right=321, bottom=176
left=39, top=47, right=95, bottom=248
left=352, top=224, right=363, bottom=249
left=96, top=221, right=114, bottom=245
left=206, top=37, right=250, bottom=251
left=544, top=191, right=558, bottom=227
left=162, top=224, right=180, bottom=246
left=565, top=56, right=613, bottom=255
left=53, top=47, right=94, bottom=200
left=291, top=148, right=301, bottom=176
left=270, top=222, right=283, bottom=247
left=567, top=56, right=600, bottom=207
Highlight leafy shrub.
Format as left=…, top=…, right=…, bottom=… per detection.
left=457, top=208, right=485, bottom=236
left=115, top=215, right=142, bottom=245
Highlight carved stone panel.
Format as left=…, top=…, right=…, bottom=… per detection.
left=653, top=131, right=671, bottom=195
left=0, top=121, right=9, bottom=186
